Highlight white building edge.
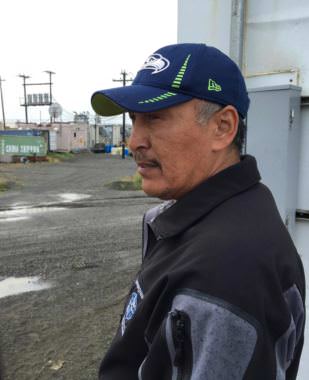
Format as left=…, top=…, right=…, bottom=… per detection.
left=178, top=0, right=308, bottom=376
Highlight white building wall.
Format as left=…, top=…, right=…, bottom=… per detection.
left=177, top=0, right=232, bottom=54
left=244, top=0, right=309, bottom=94
left=112, top=125, right=121, bottom=146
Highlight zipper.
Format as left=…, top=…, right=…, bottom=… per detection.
left=170, top=309, right=192, bottom=380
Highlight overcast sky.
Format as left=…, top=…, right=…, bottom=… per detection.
left=0, top=0, right=177, bottom=123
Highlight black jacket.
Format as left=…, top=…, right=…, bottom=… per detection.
left=99, top=155, right=306, bottom=380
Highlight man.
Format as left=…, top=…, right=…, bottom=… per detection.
left=91, top=43, right=306, bottom=379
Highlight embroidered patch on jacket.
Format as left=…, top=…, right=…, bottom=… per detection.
left=121, top=279, right=144, bottom=335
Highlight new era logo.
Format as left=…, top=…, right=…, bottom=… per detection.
left=208, top=79, right=222, bottom=92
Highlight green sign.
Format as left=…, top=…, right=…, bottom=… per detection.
left=0, top=135, right=47, bottom=157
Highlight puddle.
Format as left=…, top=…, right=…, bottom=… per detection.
left=0, top=207, right=67, bottom=220
left=0, top=276, right=52, bottom=299
left=57, top=193, right=91, bottom=202
left=0, top=194, right=90, bottom=222
left=0, top=216, right=29, bottom=223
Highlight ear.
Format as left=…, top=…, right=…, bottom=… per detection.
left=211, top=106, right=239, bottom=152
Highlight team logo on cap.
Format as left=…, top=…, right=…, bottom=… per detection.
left=140, top=53, right=170, bottom=74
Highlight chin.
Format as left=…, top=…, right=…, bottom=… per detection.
left=142, top=181, right=174, bottom=200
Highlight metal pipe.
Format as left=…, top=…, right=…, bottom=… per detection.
left=229, top=0, right=246, bottom=70
left=245, top=68, right=299, bottom=78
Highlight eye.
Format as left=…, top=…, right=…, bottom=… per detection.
left=146, top=113, right=161, bottom=121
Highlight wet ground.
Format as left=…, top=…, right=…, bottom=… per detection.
left=0, top=153, right=308, bottom=379
left=0, top=153, right=160, bottom=379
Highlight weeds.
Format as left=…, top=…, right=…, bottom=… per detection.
left=46, top=152, right=75, bottom=163
left=0, top=177, right=9, bottom=192
left=106, top=171, right=142, bottom=191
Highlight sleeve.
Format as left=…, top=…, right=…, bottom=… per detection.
left=138, top=288, right=258, bottom=380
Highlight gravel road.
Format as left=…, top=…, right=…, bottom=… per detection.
left=0, top=153, right=160, bottom=380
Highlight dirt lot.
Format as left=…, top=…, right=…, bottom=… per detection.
left=0, top=153, right=159, bottom=379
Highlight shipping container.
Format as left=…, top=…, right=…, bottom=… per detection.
left=0, top=135, right=47, bottom=157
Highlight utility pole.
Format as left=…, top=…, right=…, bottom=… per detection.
left=113, top=70, right=133, bottom=159
left=94, top=114, right=101, bottom=144
left=0, top=76, right=6, bottom=129
left=18, top=74, right=30, bottom=124
left=44, top=70, right=55, bottom=123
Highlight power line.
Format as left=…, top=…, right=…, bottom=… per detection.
left=18, top=71, right=55, bottom=124
left=112, top=70, right=133, bottom=159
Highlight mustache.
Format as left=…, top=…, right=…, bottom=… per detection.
left=133, top=151, right=161, bottom=168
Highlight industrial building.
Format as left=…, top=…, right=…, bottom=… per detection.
left=0, top=120, right=129, bottom=162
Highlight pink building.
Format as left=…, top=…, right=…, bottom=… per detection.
left=15, top=122, right=90, bottom=152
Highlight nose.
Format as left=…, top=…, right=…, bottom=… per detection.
left=128, top=118, right=150, bottom=152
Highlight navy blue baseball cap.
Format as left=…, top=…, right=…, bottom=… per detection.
left=91, top=43, right=249, bottom=119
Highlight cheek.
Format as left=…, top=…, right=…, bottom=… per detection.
left=160, top=153, right=189, bottom=184
left=163, top=148, right=207, bottom=186
left=153, top=133, right=203, bottom=182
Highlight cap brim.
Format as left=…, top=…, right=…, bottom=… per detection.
left=91, top=84, right=193, bottom=116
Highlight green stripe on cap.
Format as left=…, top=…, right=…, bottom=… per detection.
left=138, top=91, right=177, bottom=105
left=171, top=54, right=191, bottom=89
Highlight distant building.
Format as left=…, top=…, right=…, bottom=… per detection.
left=73, top=112, right=89, bottom=124
left=52, top=123, right=89, bottom=152
left=14, top=122, right=90, bottom=152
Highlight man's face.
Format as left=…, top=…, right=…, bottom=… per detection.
left=128, top=99, right=220, bottom=200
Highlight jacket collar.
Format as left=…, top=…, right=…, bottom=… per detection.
left=149, top=155, right=261, bottom=239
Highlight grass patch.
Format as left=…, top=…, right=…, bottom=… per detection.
left=0, top=173, right=19, bottom=192
left=106, top=172, right=142, bottom=191
left=47, top=152, right=75, bottom=163
left=0, top=177, right=10, bottom=192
